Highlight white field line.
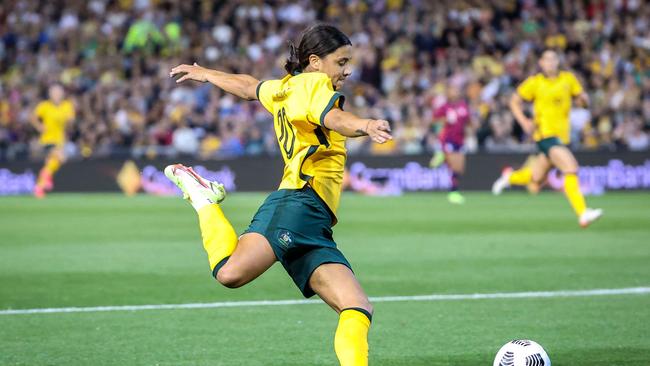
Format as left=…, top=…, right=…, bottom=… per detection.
left=1, top=287, right=648, bottom=316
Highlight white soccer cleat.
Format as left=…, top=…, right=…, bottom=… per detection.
left=579, top=208, right=603, bottom=228
left=164, top=164, right=226, bottom=205
left=492, top=167, right=513, bottom=195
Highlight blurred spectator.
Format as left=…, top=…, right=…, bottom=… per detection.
left=0, top=0, right=648, bottom=162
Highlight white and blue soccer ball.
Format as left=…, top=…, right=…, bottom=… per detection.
left=493, top=339, right=551, bottom=366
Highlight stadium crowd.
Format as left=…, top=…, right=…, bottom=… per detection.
left=0, top=0, right=649, bottom=161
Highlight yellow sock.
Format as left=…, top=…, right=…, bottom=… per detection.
left=564, top=173, right=586, bottom=217
left=37, top=156, right=61, bottom=186
left=44, top=156, right=61, bottom=174
left=508, top=166, right=532, bottom=186
left=197, top=204, right=238, bottom=274
left=335, top=308, right=371, bottom=366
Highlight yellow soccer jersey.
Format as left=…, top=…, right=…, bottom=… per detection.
left=34, top=100, right=75, bottom=145
left=257, top=72, right=346, bottom=220
left=517, top=71, right=583, bottom=144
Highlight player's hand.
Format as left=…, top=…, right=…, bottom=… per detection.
left=170, top=63, right=208, bottom=83
left=366, top=119, right=393, bottom=144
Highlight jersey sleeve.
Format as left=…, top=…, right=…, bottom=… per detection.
left=256, top=80, right=274, bottom=113
left=304, top=74, right=345, bottom=128
left=568, top=72, right=584, bottom=96
left=34, top=102, right=45, bottom=118
left=516, top=76, right=537, bottom=101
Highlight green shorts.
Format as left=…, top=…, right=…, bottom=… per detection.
left=42, top=144, right=57, bottom=155
left=243, top=186, right=351, bottom=298
left=536, top=137, right=563, bottom=157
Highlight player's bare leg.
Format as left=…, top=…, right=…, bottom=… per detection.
left=310, top=264, right=373, bottom=366
left=165, top=164, right=278, bottom=286
left=547, top=146, right=602, bottom=227
left=445, top=152, right=465, bottom=204
left=215, top=233, right=276, bottom=288
left=529, top=153, right=552, bottom=194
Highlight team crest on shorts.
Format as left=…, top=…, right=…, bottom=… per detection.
left=277, top=230, right=293, bottom=248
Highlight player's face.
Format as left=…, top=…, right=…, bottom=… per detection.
left=318, top=45, right=353, bottom=90
left=539, top=51, right=559, bottom=75
left=448, top=86, right=461, bottom=101
left=49, top=85, right=64, bottom=103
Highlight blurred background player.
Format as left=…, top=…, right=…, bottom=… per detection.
left=492, top=50, right=602, bottom=227
left=31, top=84, right=75, bottom=198
left=429, top=84, right=473, bottom=204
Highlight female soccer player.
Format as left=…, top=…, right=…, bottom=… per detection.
left=429, top=84, right=473, bottom=204
left=491, top=50, right=602, bottom=227
left=166, top=24, right=391, bottom=366
left=31, top=84, right=75, bottom=198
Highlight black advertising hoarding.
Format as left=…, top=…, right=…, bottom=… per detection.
left=1, top=152, right=649, bottom=196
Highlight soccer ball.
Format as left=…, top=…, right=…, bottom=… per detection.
left=493, top=339, right=551, bottom=366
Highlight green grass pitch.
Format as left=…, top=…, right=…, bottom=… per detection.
left=1, top=192, right=649, bottom=365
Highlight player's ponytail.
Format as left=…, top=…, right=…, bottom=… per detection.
left=284, top=41, right=302, bottom=75
left=284, top=24, right=351, bottom=75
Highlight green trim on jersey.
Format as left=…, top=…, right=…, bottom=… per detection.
left=314, top=126, right=330, bottom=147
left=255, top=81, right=266, bottom=100
left=319, top=92, right=345, bottom=127
left=299, top=145, right=319, bottom=182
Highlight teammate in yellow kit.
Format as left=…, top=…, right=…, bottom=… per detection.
left=31, top=84, right=75, bottom=198
left=492, top=50, right=602, bottom=227
left=166, top=24, right=392, bottom=366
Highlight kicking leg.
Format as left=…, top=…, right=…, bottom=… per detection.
left=165, top=164, right=276, bottom=286
left=310, top=263, right=373, bottom=366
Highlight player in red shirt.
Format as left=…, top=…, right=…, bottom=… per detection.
left=430, top=85, right=473, bottom=204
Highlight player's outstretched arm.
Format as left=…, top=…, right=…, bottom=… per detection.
left=509, top=93, right=535, bottom=135
left=324, top=108, right=392, bottom=144
left=170, top=63, right=259, bottom=101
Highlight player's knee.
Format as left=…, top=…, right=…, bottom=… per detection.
left=215, top=267, right=244, bottom=288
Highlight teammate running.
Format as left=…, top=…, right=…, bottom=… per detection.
left=31, top=84, right=75, bottom=198
left=429, top=84, right=473, bottom=204
left=492, top=50, right=602, bottom=227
